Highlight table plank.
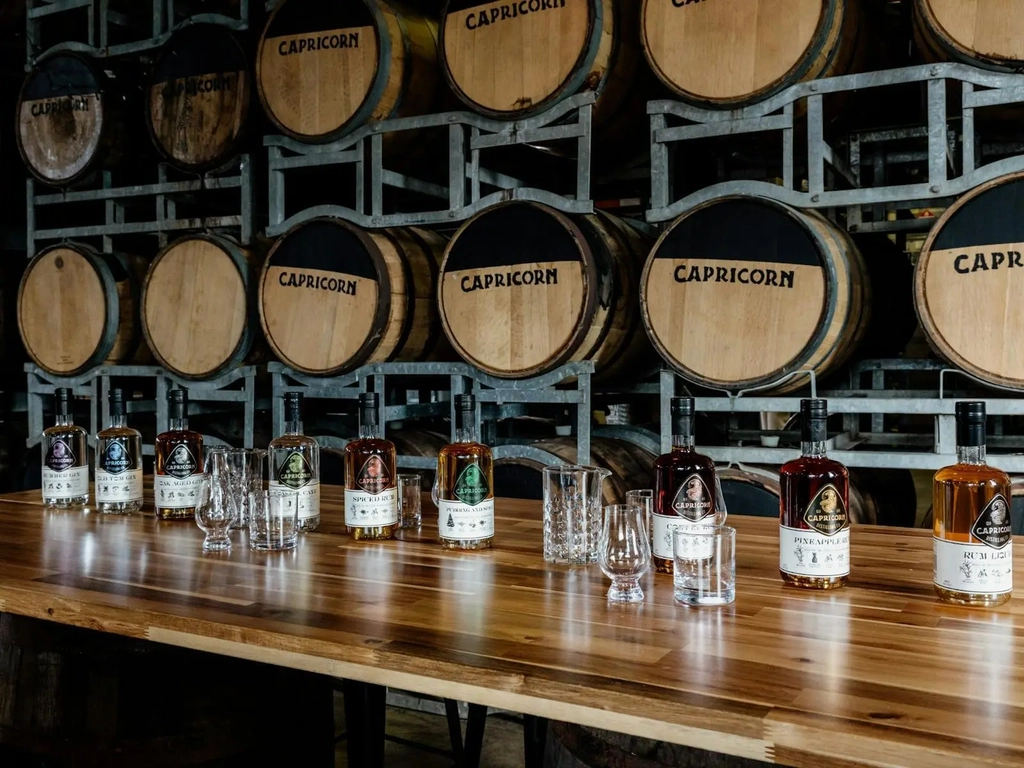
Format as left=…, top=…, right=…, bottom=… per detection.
left=0, top=488, right=1021, bottom=767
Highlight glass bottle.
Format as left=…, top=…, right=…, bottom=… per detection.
left=653, top=396, right=717, bottom=574
left=95, top=388, right=143, bottom=515
left=154, top=389, right=204, bottom=521
left=344, top=392, right=398, bottom=540
left=779, top=398, right=850, bottom=590
left=41, top=387, right=89, bottom=509
left=436, top=394, right=494, bottom=550
left=933, top=401, right=1012, bottom=607
left=269, top=392, right=321, bottom=532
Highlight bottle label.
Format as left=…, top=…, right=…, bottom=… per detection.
left=803, top=483, right=849, bottom=535
left=45, top=439, right=77, bottom=471
left=780, top=525, right=850, bottom=577
left=356, top=455, right=392, bottom=494
left=163, top=445, right=198, bottom=478
left=345, top=487, right=397, bottom=526
left=934, top=538, right=1012, bottom=594
left=271, top=481, right=320, bottom=520
left=671, top=473, right=714, bottom=522
left=439, top=499, right=495, bottom=541
left=42, top=466, right=89, bottom=500
left=155, top=474, right=203, bottom=509
left=95, top=469, right=143, bottom=503
left=454, top=463, right=489, bottom=506
left=99, top=440, right=135, bottom=475
left=970, top=494, right=1012, bottom=549
left=653, top=514, right=716, bottom=560
left=277, top=451, right=314, bottom=489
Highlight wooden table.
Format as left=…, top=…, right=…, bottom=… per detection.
left=0, top=486, right=1022, bottom=768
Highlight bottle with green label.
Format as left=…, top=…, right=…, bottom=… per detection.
left=269, top=392, right=321, bottom=532
left=436, top=394, right=494, bottom=550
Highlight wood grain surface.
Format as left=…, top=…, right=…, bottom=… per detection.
left=916, top=0, right=1024, bottom=64
left=0, top=487, right=1023, bottom=767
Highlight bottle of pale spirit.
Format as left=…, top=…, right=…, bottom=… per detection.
left=269, top=392, right=321, bottom=532
left=95, top=388, right=143, bottom=515
left=436, top=394, right=494, bottom=550
left=933, top=401, right=1012, bottom=607
left=344, top=393, right=398, bottom=540
left=41, top=387, right=89, bottom=508
left=154, top=389, right=204, bottom=521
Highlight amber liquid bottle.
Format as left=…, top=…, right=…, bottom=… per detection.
left=270, top=392, right=321, bottom=532
left=779, top=399, right=850, bottom=589
left=41, top=387, right=89, bottom=509
left=653, top=396, right=718, bottom=574
left=933, top=402, right=1012, bottom=607
left=436, top=394, right=494, bottom=550
left=154, top=389, right=204, bottom=520
left=344, top=392, right=398, bottom=540
left=95, top=388, right=144, bottom=515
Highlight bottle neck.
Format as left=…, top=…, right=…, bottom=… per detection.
left=285, top=418, right=304, bottom=436
left=108, top=411, right=127, bottom=430
left=169, top=415, right=188, bottom=432
left=359, top=409, right=379, bottom=440
left=672, top=434, right=694, bottom=452
left=54, top=407, right=72, bottom=428
left=958, top=444, right=986, bottom=465
left=801, top=440, right=827, bottom=459
left=456, top=413, right=478, bottom=444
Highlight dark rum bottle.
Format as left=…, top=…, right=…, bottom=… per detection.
left=436, top=394, right=494, bottom=550
left=344, top=392, right=398, bottom=540
left=154, top=389, right=204, bottom=520
left=653, top=396, right=717, bottom=574
left=933, top=401, right=1012, bottom=607
left=41, top=387, right=89, bottom=509
left=779, top=399, right=849, bottom=589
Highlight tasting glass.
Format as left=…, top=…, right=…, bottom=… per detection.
left=249, top=488, right=298, bottom=551
left=223, top=448, right=266, bottom=529
left=542, top=465, right=610, bottom=565
left=625, top=489, right=653, bottom=540
left=194, top=475, right=235, bottom=553
left=673, top=525, right=736, bottom=606
left=599, top=504, right=651, bottom=603
left=398, top=474, right=422, bottom=529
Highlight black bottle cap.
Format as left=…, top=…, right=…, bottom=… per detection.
left=359, top=392, right=379, bottom=426
left=109, top=388, right=125, bottom=416
left=955, top=401, right=986, bottom=447
left=800, top=398, right=828, bottom=443
left=168, top=388, right=188, bottom=420
left=284, top=391, right=303, bottom=422
left=670, top=396, right=695, bottom=437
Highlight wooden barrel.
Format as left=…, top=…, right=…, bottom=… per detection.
left=913, top=173, right=1024, bottom=389
left=17, top=52, right=126, bottom=186
left=493, top=437, right=655, bottom=506
left=146, top=23, right=252, bottom=171
left=641, top=0, right=863, bottom=109
left=914, top=0, right=1024, bottom=70
left=18, top=244, right=147, bottom=376
left=439, top=202, right=652, bottom=380
left=141, top=234, right=260, bottom=380
left=641, top=197, right=870, bottom=394
left=259, top=217, right=448, bottom=376
left=256, top=0, right=440, bottom=143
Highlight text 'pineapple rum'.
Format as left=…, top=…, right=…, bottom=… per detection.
left=436, top=394, right=494, bottom=550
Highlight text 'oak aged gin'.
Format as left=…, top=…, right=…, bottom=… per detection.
left=779, top=398, right=849, bottom=590
left=269, top=392, right=321, bottom=532
left=41, top=387, right=89, bottom=508
left=933, top=401, right=1012, bottom=607
left=154, top=388, right=203, bottom=520
left=344, top=392, right=398, bottom=540
left=95, top=388, right=143, bottom=515
left=436, top=394, right=494, bottom=550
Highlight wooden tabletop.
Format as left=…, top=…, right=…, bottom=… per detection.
left=0, top=486, right=1022, bottom=768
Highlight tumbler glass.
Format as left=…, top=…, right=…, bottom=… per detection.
left=542, top=465, right=611, bottom=565
left=194, top=475, right=234, bottom=553
left=599, top=504, right=651, bottom=603
left=249, top=488, right=298, bottom=551
left=398, top=474, right=422, bottom=529
left=625, top=489, right=653, bottom=541
left=673, top=525, right=736, bottom=606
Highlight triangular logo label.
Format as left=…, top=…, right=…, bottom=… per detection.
left=454, top=464, right=489, bottom=506
left=671, top=473, right=713, bottom=521
left=46, top=439, right=76, bottom=471
left=971, top=494, right=1012, bottom=550
left=101, top=440, right=132, bottom=475
left=164, top=444, right=198, bottom=478
left=803, top=484, right=848, bottom=536
left=357, top=455, right=390, bottom=495
left=278, top=451, right=313, bottom=489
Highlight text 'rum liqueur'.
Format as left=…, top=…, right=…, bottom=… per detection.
left=933, top=401, right=1012, bottom=607
left=269, top=392, right=321, bottom=532
left=344, top=392, right=398, bottom=540
left=436, top=394, right=494, bottom=550
left=779, top=398, right=849, bottom=590
left=95, top=388, right=143, bottom=515
left=41, top=387, right=89, bottom=508
left=154, top=389, right=203, bottom=520
left=653, top=397, right=718, bottom=574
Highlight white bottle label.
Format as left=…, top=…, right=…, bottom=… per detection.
left=271, top=481, right=320, bottom=520
left=934, top=538, right=1013, bottom=595
left=439, top=499, right=495, bottom=541
left=780, top=525, right=851, bottom=577
left=655, top=514, right=716, bottom=560
left=42, top=466, right=89, bottom=500
left=155, top=474, right=203, bottom=509
left=345, top=487, right=397, bottom=527
left=95, top=469, right=143, bottom=503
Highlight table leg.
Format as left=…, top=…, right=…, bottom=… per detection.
left=523, top=714, right=548, bottom=768
left=444, top=698, right=465, bottom=764
left=342, top=680, right=387, bottom=768
left=462, top=703, right=488, bottom=768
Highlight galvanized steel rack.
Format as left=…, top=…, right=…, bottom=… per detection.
left=265, top=93, right=596, bottom=233
left=648, top=62, right=1024, bottom=232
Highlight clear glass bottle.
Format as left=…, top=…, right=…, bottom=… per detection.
left=95, top=388, right=143, bottom=515
left=436, top=394, right=494, bottom=550
left=653, top=397, right=717, bottom=574
left=933, top=401, right=1012, bottom=607
left=154, top=389, right=204, bottom=521
left=344, top=392, right=398, bottom=540
left=41, top=387, right=89, bottom=509
left=779, top=399, right=850, bottom=590
left=269, top=392, right=320, bottom=532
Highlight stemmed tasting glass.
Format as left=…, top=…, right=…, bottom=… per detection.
left=194, top=474, right=235, bottom=553
left=599, top=504, right=652, bottom=603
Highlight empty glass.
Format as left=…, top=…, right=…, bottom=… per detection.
left=625, top=489, right=653, bottom=540
left=249, top=488, right=298, bottom=551
left=223, top=448, right=266, bottom=529
left=673, top=525, right=736, bottom=606
left=398, top=474, right=422, bottom=529
left=599, top=504, right=651, bottom=603
left=542, top=465, right=611, bottom=565
left=194, top=475, right=235, bottom=553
